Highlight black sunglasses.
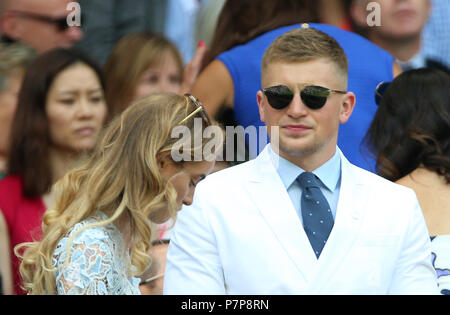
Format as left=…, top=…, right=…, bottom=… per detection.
left=9, top=10, right=82, bottom=32
left=262, top=85, right=347, bottom=110
left=374, top=81, right=391, bottom=106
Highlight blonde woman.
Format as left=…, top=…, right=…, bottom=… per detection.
left=104, top=32, right=206, bottom=117
left=17, top=93, right=221, bottom=295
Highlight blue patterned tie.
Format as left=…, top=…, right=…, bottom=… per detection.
left=297, top=172, right=334, bottom=258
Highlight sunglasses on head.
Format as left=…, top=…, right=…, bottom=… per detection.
left=374, top=81, right=391, bottom=106
left=178, top=94, right=212, bottom=126
left=9, top=10, right=82, bottom=32
left=262, top=85, right=347, bottom=110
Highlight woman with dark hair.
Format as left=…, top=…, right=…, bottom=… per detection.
left=0, top=48, right=109, bottom=294
left=201, top=0, right=319, bottom=69
left=366, top=68, right=450, bottom=295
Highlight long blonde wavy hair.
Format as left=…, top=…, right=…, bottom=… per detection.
left=16, top=93, right=220, bottom=294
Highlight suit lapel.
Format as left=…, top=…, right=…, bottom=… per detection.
left=309, top=153, right=368, bottom=292
left=246, top=147, right=318, bottom=283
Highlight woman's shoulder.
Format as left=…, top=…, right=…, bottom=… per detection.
left=0, top=174, right=41, bottom=224
left=59, top=213, right=119, bottom=247
left=0, top=174, right=23, bottom=193
left=52, top=213, right=137, bottom=295
left=53, top=213, right=122, bottom=264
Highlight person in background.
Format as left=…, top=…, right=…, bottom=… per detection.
left=0, top=42, right=35, bottom=179
left=164, top=27, right=438, bottom=295
left=317, top=0, right=353, bottom=31
left=366, top=68, right=450, bottom=294
left=139, top=240, right=170, bottom=295
left=0, top=42, right=35, bottom=295
left=200, top=0, right=318, bottom=70
left=17, top=93, right=221, bottom=294
left=422, top=0, right=450, bottom=70
left=103, top=32, right=184, bottom=117
left=75, top=0, right=168, bottom=66
left=0, top=48, right=108, bottom=294
left=103, top=31, right=206, bottom=118
left=164, top=0, right=203, bottom=64
left=0, top=0, right=83, bottom=53
left=350, top=0, right=449, bottom=73
left=194, top=0, right=226, bottom=53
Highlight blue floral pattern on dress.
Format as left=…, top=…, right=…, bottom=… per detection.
left=430, top=235, right=450, bottom=295
left=53, top=212, right=141, bottom=295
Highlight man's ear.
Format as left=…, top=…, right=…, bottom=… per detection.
left=339, top=92, right=356, bottom=124
left=256, top=90, right=266, bottom=123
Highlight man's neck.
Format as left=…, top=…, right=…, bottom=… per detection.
left=271, top=144, right=337, bottom=172
left=369, top=33, right=422, bottom=62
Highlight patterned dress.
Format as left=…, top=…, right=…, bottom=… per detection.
left=430, top=235, right=450, bottom=295
left=53, top=212, right=141, bottom=295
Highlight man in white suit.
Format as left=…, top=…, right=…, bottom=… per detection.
left=163, top=26, right=438, bottom=294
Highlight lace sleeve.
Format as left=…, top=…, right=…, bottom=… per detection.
left=53, top=229, right=116, bottom=295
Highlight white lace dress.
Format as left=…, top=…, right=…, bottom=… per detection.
left=52, top=212, right=141, bottom=295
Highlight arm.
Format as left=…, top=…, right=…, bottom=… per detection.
left=163, top=187, right=225, bottom=295
left=180, top=42, right=208, bottom=95
left=190, top=59, right=234, bottom=119
left=388, top=194, right=439, bottom=294
left=0, top=210, right=13, bottom=295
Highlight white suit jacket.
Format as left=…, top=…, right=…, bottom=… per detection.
left=164, top=146, right=438, bottom=294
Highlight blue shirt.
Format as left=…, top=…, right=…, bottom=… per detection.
left=164, top=0, right=203, bottom=64
left=268, top=145, right=342, bottom=226
left=423, top=0, right=450, bottom=69
left=397, top=49, right=427, bottom=71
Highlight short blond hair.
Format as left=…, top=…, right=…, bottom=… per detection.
left=262, top=27, right=348, bottom=83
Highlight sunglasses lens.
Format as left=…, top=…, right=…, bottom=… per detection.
left=57, top=18, right=68, bottom=31
left=264, top=86, right=293, bottom=110
left=374, top=82, right=391, bottom=106
left=301, top=86, right=330, bottom=109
